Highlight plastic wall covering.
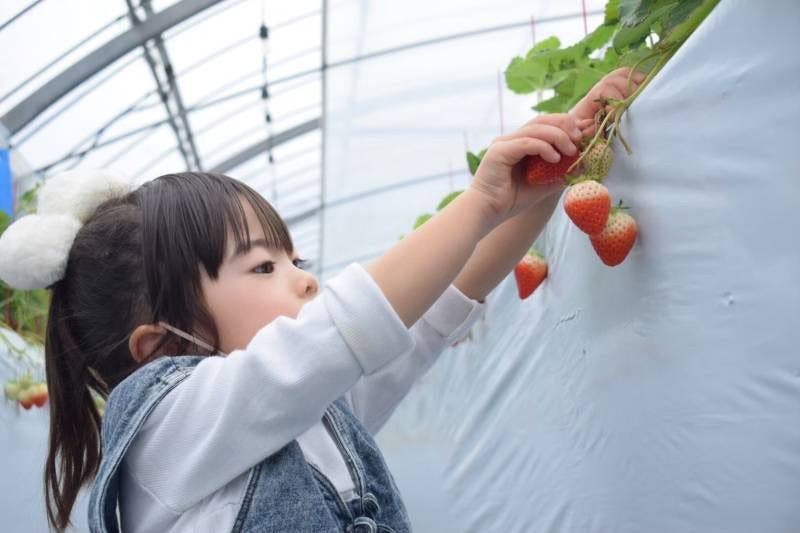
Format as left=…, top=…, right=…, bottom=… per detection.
left=375, top=1, right=800, bottom=531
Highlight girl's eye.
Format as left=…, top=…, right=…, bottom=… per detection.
left=293, top=258, right=309, bottom=270
left=253, top=261, right=275, bottom=274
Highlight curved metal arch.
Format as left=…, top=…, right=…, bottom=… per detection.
left=209, top=117, right=320, bottom=173
left=1, top=0, right=227, bottom=136
left=11, top=11, right=318, bottom=146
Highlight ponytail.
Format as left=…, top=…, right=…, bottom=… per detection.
left=43, top=284, right=104, bottom=532
left=38, top=193, right=146, bottom=531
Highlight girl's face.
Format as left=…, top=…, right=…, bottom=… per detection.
left=200, top=201, right=319, bottom=353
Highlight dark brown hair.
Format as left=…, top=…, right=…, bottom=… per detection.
left=43, top=172, right=293, bottom=531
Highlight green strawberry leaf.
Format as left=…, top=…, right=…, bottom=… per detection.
left=0, top=210, right=10, bottom=234
left=619, top=0, right=665, bottom=27
left=413, top=213, right=433, bottom=230
left=466, top=149, right=487, bottom=175
left=656, top=0, right=719, bottom=49
left=605, top=0, right=621, bottom=24
left=505, top=56, right=547, bottom=94
left=613, top=3, right=676, bottom=51
left=533, top=94, right=574, bottom=113
left=581, top=23, right=617, bottom=51
left=437, top=190, right=463, bottom=211
left=659, top=0, right=704, bottom=35
left=526, top=36, right=561, bottom=58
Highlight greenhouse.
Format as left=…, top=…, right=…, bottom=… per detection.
left=1, top=0, right=798, bottom=531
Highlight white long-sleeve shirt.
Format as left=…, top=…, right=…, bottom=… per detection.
left=118, top=263, right=485, bottom=532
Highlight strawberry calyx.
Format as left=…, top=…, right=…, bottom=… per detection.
left=565, top=174, right=595, bottom=187
left=612, top=200, right=631, bottom=213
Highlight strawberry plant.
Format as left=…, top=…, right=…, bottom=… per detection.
left=501, top=0, right=717, bottom=268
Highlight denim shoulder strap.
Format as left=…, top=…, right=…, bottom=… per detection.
left=87, top=355, right=206, bottom=533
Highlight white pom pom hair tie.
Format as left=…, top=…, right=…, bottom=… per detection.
left=0, top=169, right=223, bottom=358
left=37, top=169, right=130, bottom=222
left=0, top=169, right=133, bottom=290
left=0, top=214, right=82, bottom=290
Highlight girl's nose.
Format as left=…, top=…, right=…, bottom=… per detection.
left=299, top=271, right=319, bottom=298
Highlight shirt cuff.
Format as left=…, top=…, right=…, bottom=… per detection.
left=323, top=263, right=415, bottom=375
left=421, top=284, right=486, bottom=344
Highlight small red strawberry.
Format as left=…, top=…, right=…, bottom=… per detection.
left=31, top=383, right=48, bottom=408
left=590, top=206, right=638, bottom=266
left=18, top=388, right=34, bottom=410
left=514, top=250, right=548, bottom=299
left=564, top=180, right=612, bottom=235
left=524, top=153, right=580, bottom=185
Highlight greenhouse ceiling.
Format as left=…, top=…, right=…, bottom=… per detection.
left=1, top=0, right=604, bottom=279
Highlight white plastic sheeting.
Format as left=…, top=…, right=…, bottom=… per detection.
left=377, top=1, right=800, bottom=531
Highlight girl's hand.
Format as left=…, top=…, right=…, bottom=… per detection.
left=570, top=67, right=646, bottom=137
left=470, top=113, right=588, bottom=221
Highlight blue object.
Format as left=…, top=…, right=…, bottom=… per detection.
left=0, top=148, right=12, bottom=216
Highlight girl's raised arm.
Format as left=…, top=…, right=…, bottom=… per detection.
left=366, top=121, right=572, bottom=326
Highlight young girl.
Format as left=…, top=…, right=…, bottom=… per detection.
left=0, top=70, right=640, bottom=533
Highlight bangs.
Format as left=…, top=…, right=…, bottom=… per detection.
left=141, top=172, right=293, bottom=282
left=220, top=177, right=294, bottom=263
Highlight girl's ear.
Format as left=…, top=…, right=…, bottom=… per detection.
left=128, top=324, right=167, bottom=363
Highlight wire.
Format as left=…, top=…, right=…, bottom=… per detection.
left=0, top=11, right=129, bottom=107
left=0, top=0, right=45, bottom=33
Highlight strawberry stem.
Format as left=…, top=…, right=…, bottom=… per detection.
left=566, top=174, right=591, bottom=186
left=572, top=48, right=674, bottom=172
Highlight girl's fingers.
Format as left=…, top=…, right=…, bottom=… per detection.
left=630, top=69, right=646, bottom=84
left=579, top=118, right=598, bottom=138
left=581, top=123, right=598, bottom=138
left=609, top=69, right=645, bottom=97
left=598, top=85, right=626, bottom=105
left=523, top=124, right=578, bottom=155
left=492, top=137, right=561, bottom=166
left=494, top=124, right=578, bottom=156
left=525, top=114, right=582, bottom=140
left=607, top=75, right=639, bottom=100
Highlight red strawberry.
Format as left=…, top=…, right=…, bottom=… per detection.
left=514, top=250, right=548, bottom=299
left=563, top=180, right=612, bottom=235
left=18, top=388, right=34, bottom=410
left=524, top=153, right=580, bottom=185
left=31, top=383, right=48, bottom=408
left=590, top=207, right=638, bottom=266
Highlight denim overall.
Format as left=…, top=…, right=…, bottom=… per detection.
left=87, top=356, right=412, bottom=532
